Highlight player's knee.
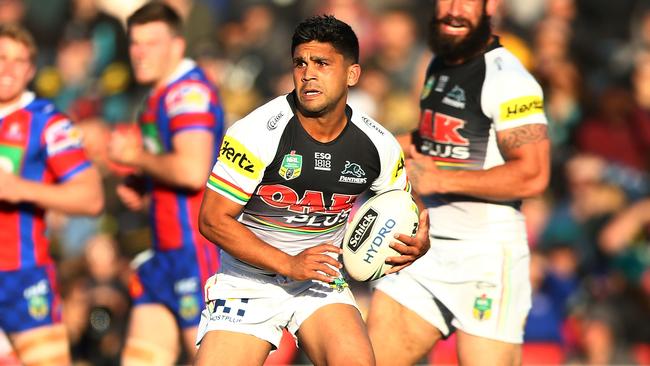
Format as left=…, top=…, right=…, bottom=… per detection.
left=328, top=351, right=375, bottom=366
left=121, top=337, right=178, bottom=366
left=11, top=325, right=71, bottom=366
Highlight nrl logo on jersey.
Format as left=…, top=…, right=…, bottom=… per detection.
left=339, top=161, right=366, bottom=184
left=442, top=85, right=466, bottom=109
left=421, top=75, right=435, bottom=100
left=279, top=151, right=302, bottom=180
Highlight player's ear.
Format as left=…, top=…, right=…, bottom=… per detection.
left=27, top=63, right=36, bottom=81
left=172, top=36, right=186, bottom=59
left=347, top=63, right=361, bottom=87
left=485, top=0, right=501, bottom=17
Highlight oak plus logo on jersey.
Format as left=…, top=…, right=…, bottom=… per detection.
left=442, top=85, right=466, bottom=109
left=218, top=135, right=262, bottom=179
left=279, top=150, right=303, bottom=180
left=339, top=161, right=366, bottom=184
left=314, top=152, right=331, bottom=171
left=418, top=110, right=470, bottom=160
left=257, top=184, right=356, bottom=229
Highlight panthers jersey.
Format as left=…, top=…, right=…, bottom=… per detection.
left=207, top=93, right=408, bottom=272
left=416, top=38, right=547, bottom=241
left=0, top=92, right=91, bottom=270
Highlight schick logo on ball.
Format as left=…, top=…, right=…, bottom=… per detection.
left=347, top=209, right=378, bottom=252
left=364, top=219, right=396, bottom=264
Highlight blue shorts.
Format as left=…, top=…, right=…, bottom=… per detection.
left=0, top=264, right=62, bottom=333
left=129, top=246, right=219, bottom=329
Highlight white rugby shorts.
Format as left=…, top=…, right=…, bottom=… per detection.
left=196, top=264, right=358, bottom=349
left=374, top=238, right=531, bottom=344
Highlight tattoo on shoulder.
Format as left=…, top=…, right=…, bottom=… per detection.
left=498, top=124, right=548, bottom=150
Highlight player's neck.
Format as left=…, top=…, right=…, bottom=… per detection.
left=153, top=58, right=185, bottom=90
left=0, top=92, right=28, bottom=116
left=297, top=103, right=348, bottom=143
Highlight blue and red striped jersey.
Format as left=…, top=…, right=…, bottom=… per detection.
left=139, top=59, right=224, bottom=253
left=0, top=92, right=92, bottom=271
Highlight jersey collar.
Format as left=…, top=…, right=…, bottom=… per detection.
left=0, top=91, right=35, bottom=119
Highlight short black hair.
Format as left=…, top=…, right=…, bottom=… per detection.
left=291, top=15, right=359, bottom=64
left=127, top=2, right=183, bottom=36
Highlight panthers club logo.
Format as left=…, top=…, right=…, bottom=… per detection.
left=339, top=161, right=366, bottom=184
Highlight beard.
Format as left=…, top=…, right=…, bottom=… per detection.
left=427, top=11, right=492, bottom=63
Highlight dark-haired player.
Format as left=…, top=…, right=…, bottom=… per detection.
left=194, top=15, right=430, bottom=366
left=107, top=3, right=224, bottom=365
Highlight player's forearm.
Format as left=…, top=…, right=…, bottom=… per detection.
left=19, top=168, right=104, bottom=215
left=438, top=159, right=549, bottom=201
left=136, top=150, right=209, bottom=191
left=199, top=213, right=294, bottom=275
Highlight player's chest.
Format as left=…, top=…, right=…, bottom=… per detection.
left=260, top=126, right=380, bottom=198
left=420, top=67, right=489, bottom=130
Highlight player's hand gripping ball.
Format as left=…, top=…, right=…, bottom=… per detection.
left=342, top=190, right=419, bottom=281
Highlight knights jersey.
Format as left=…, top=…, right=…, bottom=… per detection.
left=138, top=59, right=224, bottom=251
left=207, top=93, right=409, bottom=273
left=416, top=38, right=547, bottom=241
left=0, top=92, right=91, bottom=270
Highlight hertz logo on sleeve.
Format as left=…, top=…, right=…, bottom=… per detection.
left=499, top=96, right=543, bottom=122
left=218, top=135, right=262, bottom=179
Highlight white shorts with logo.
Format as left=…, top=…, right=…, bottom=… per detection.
left=374, top=238, right=531, bottom=344
left=195, top=263, right=358, bottom=349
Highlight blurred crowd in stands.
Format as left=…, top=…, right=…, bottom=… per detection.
left=1, top=0, right=650, bottom=364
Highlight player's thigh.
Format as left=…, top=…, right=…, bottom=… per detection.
left=195, top=330, right=272, bottom=366
left=122, top=304, right=180, bottom=366
left=367, top=289, right=442, bottom=366
left=9, top=324, right=70, bottom=366
left=456, top=329, right=521, bottom=366
left=297, top=303, right=374, bottom=366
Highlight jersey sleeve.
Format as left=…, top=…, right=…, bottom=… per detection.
left=164, top=80, right=216, bottom=133
left=369, top=127, right=409, bottom=195
left=43, top=115, right=91, bottom=182
left=482, top=68, right=548, bottom=132
left=206, top=119, right=267, bottom=205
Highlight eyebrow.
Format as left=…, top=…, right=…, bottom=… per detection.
left=293, top=55, right=332, bottom=63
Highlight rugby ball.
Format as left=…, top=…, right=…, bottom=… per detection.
left=342, top=190, right=419, bottom=281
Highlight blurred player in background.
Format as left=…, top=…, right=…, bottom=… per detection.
left=194, top=15, right=429, bottom=366
left=367, top=0, right=550, bottom=365
left=107, top=3, right=224, bottom=365
left=0, top=23, right=103, bottom=365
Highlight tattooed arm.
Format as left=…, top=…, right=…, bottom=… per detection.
left=406, top=124, right=550, bottom=201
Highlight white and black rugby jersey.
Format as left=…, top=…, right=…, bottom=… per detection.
left=415, top=38, right=547, bottom=241
left=207, top=92, right=408, bottom=272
